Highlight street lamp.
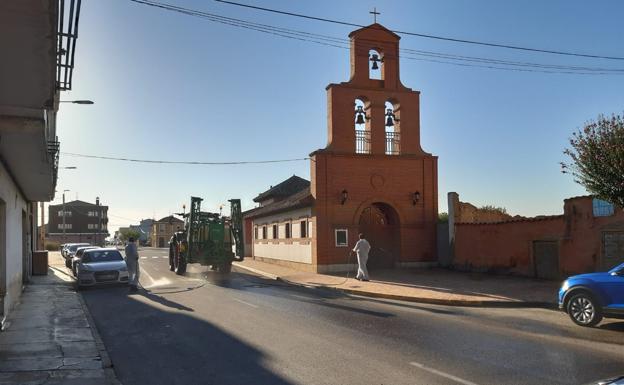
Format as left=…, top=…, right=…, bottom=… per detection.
left=59, top=100, right=94, bottom=104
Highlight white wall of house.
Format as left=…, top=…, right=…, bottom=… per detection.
left=252, top=207, right=313, bottom=264
left=0, top=161, right=29, bottom=320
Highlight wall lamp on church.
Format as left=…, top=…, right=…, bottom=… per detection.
left=412, top=191, right=420, bottom=206
left=341, top=189, right=348, bottom=205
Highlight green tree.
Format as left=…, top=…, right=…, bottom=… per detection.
left=438, top=212, right=449, bottom=223
left=562, top=113, right=624, bottom=207
left=119, top=228, right=141, bottom=243
left=479, top=205, right=508, bottom=215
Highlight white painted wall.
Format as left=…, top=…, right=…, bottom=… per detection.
left=0, top=161, right=28, bottom=319
left=252, top=207, right=313, bottom=264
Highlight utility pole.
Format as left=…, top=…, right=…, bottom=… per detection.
left=40, top=201, right=45, bottom=249
left=62, top=190, right=69, bottom=243
left=95, top=197, right=100, bottom=246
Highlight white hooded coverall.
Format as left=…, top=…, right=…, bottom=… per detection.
left=353, top=238, right=371, bottom=280
left=124, top=242, right=140, bottom=287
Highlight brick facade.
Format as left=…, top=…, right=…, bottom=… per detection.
left=451, top=194, right=624, bottom=278
left=310, top=24, right=438, bottom=271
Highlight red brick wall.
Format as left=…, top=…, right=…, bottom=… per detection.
left=311, top=151, right=438, bottom=266
left=453, top=196, right=624, bottom=277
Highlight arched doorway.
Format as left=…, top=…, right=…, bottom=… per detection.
left=358, top=202, right=400, bottom=269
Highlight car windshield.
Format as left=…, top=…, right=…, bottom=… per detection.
left=69, top=244, right=89, bottom=252
left=82, top=250, right=123, bottom=263
left=76, top=247, right=97, bottom=257
left=608, top=262, right=624, bottom=274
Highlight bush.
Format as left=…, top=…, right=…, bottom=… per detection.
left=45, top=241, right=60, bottom=251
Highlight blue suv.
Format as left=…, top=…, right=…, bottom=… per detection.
left=559, top=262, right=624, bottom=326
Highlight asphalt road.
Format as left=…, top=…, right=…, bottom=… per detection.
left=81, top=247, right=624, bottom=385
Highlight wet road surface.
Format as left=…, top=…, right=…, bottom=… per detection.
left=81, top=248, right=624, bottom=385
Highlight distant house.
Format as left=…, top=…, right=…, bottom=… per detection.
left=47, top=200, right=109, bottom=246
left=129, top=219, right=153, bottom=245
left=151, top=216, right=184, bottom=248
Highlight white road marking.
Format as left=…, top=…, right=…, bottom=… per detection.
left=291, top=294, right=316, bottom=301
left=409, top=362, right=479, bottom=385
left=162, top=256, right=168, bottom=259
left=140, top=257, right=148, bottom=259
left=152, top=256, right=159, bottom=259
left=232, top=298, right=259, bottom=308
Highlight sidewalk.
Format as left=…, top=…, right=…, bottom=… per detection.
left=0, top=252, right=120, bottom=385
left=233, top=259, right=560, bottom=308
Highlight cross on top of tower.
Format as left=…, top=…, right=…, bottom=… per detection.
left=369, top=7, right=380, bottom=23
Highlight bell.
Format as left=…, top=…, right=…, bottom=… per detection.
left=355, top=105, right=366, bottom=124
left=385, top=108, right=394, bottom=127
left=370, top=54, right=380, bottom=70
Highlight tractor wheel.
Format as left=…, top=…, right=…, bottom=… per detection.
left=174, top=250, right=187, bottom=275
left=217, top=261, right=232, bottom=274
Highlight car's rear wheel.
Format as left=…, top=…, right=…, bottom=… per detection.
left=65, top=257, right=71, bottom=268
left=567, top=292, right=603, bottom=327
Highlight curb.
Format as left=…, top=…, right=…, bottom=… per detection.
left=233, top=262, right=558, bottom=309
left=74, top=277, right=123, bottom=385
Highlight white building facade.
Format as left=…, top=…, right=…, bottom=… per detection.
left=0, top=0, right=83, bottom=326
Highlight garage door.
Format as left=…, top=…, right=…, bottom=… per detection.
left=534, top=241, right=559, bottom=280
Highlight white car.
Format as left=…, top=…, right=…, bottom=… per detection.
left=76, top=248, right=129, bottom=289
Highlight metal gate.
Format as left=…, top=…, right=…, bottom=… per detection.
left=533, top=241, right=559, bottom=280
left=602, top=232, right=624, bottom=271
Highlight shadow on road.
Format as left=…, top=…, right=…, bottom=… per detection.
left=82, top=286, right=294, bottom=385
left=599, top=321, right=624, bottom=332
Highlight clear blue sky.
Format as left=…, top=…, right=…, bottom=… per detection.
left=53, top=0, right=624, bottom=234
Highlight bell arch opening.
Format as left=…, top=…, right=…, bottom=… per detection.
left=368, top=49, right=383, bottom=80
left=354, top=98, right=370, bottom=154
left=358, top=202, right=400, bottom=269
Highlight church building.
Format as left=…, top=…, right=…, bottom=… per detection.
left=243, top=23, right=438, bottom=272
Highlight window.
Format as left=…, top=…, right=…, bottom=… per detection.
left=57, top=210, right=72, bottom=217
left=254, top=226, right=258, bottom=240
left=285, top=223, right=291, bottom=239
left=593, top=198, right=615, bottom=217
left=57, top=223, right=72, bottom=230
left=335, top=229, right=348, bottom=247
left=262, top=226, right=267, bottom=239
left=159, top=224, right=165, bottom=232
left=272, top=224, right=278, bottom=239
left=300, top=220, right=307, bottom=238
left=88, top=211, right=99, bottom=217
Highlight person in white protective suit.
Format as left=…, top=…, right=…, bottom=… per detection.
left=125, top=237, right=140, bottom=292
left=352, top=233, right=371, bottom=281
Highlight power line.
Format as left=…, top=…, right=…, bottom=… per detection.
left=214, top=0, right=624, bottom=61
left=61, top=152, right=309, bottom=165
left=127, top=0, right=624, bottom=75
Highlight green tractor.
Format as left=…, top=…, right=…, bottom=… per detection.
left=169, top=197, right=244, bottom=274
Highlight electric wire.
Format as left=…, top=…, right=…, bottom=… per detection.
left=61, top=152, right=309, bottom=165
left=127, top=0, right=624, bottom=75
left=215, top=0, right=624, bottom=61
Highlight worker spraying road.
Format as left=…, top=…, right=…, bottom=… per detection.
left=352, top=233, right=371, bottom=281
left=125, top=237, right=140, bottom=292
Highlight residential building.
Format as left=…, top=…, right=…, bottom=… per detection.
left=130, top=219, right=153, bottom=245
left=151, top=216, right=184, bottom=248
left=244, top=23, right=438, bottom=273
left=47, top=200, right=109, bottom=246
left=0, top=0, right=83, bottom=325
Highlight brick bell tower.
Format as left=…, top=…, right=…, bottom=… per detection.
left=310, top=23, right=438, bottom=272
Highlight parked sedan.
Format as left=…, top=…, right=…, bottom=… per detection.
left=64, top=243, right=90, bottom=268
left=76, top=248, right=129, bottom=289
left=559, top=262, right=624, bottom=326
left=71, top=246, right=99, bottom=276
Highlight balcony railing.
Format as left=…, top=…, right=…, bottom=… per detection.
left=355, top=130, right=371, bottom=154
left=56, top=0, right=82, bottom=91
left=386, top=131, right=400, bottom=155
